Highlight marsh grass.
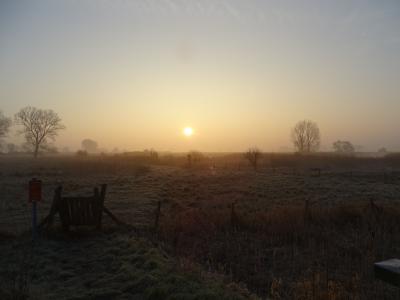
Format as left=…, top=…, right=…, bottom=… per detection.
left=158, top=201, right=400, bottom=299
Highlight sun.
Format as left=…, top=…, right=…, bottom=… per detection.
left=183, top=127, right=193, bottom=137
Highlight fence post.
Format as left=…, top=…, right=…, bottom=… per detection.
left=187, top=154, right=192, bottom=168
left=32, top=202, right=37, bottom=240
left=154, top=201, right=161, bottom=233
left=304, top=199, right=310, bottom=226
left=231, top=202, right=236, bottom=229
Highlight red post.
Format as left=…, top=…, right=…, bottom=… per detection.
left=29, top=178, right=42, bottom=203
left=29, top=178, right=42, bottom=240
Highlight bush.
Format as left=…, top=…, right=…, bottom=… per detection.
left=76, top=150, right=88, bottom=157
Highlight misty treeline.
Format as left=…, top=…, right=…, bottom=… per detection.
left=0, top=107, right=65, bottom=158
left=0, top=108, right=390, bottom=161
left=243, top=120, right=385, bottom=170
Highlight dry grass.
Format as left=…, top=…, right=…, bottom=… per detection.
left=157, top=201, right=400, bottom=299
left=1, top=154, right=400, bottom=299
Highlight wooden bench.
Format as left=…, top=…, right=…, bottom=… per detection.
left=40, top=184, right=121, bottom=231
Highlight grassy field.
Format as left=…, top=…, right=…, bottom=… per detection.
left=0, top=231, right=255, bottom=300
left=1, top=154, right=400, bottom=299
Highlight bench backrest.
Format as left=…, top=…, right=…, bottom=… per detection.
left=56, top=184, right=107, bottom=227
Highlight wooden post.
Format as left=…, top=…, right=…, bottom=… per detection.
left=94, top=187, right=101, bottom=229
left=384, top=172, right=392, bottom=184
left=97, top=184, right=107, bottom=229
left=231, top=202, right=236, bottom=229
left=32, top=201, right=37, bottom=240
left=304, top=199, right=310, bottom=226
left=38, top=186, right=62, bottom=229
left=154, top=201, right=161, bottom=233
left=59, top=187, right=70, bottom=233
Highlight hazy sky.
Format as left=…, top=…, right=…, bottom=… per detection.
left=1, top=0, right=400, bottom=152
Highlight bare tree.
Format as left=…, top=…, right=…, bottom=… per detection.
left=81, top=139, right=98, bottom=153
left=0, top=110, right=12, bottom=139
left=244, top=147, right=262, bottom=170
left=333, top=140, right=355, bottom=154
left=14, top=107, right=65, bottom=158
left=291, top=120, right=320, bottom=153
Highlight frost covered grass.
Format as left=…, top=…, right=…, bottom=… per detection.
left=0, top=232, right=255, bottom=300
left=1, top=155, right=400, bottom=299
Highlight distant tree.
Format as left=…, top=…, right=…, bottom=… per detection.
left=378, top=147, right=388, bottom=155
left=333, top=140, right=355, bottom=154
left=76, top=150, right=88, bottom=157
left=98, top=148, right=108, bottom=154
left=187, top=150, right=204, bottom=167
left=0, top=111, right=12, bottom=139
left=81, top=139, right=98, bottom=153
left=144, top=148, right=159, bottom=161
left=14, top=107, right=65, bottom=158
left=291, top=120, right=320, bottom=153
left=61, top=146, right=71, bottom=153
left=244, top=147, right=262, bottom=170
left=355, top=145, right=363, bottom=152
left=7, top=143, right=17, bottom=154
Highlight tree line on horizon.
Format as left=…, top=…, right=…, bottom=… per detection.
left=0, top=107, right=389, bottom=159
left=245, top=120, right=387, bottom=170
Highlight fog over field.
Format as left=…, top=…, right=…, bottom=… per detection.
left=1, top=1, right=400, bottom=300
left=1, top=0, right=400, bottom=152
